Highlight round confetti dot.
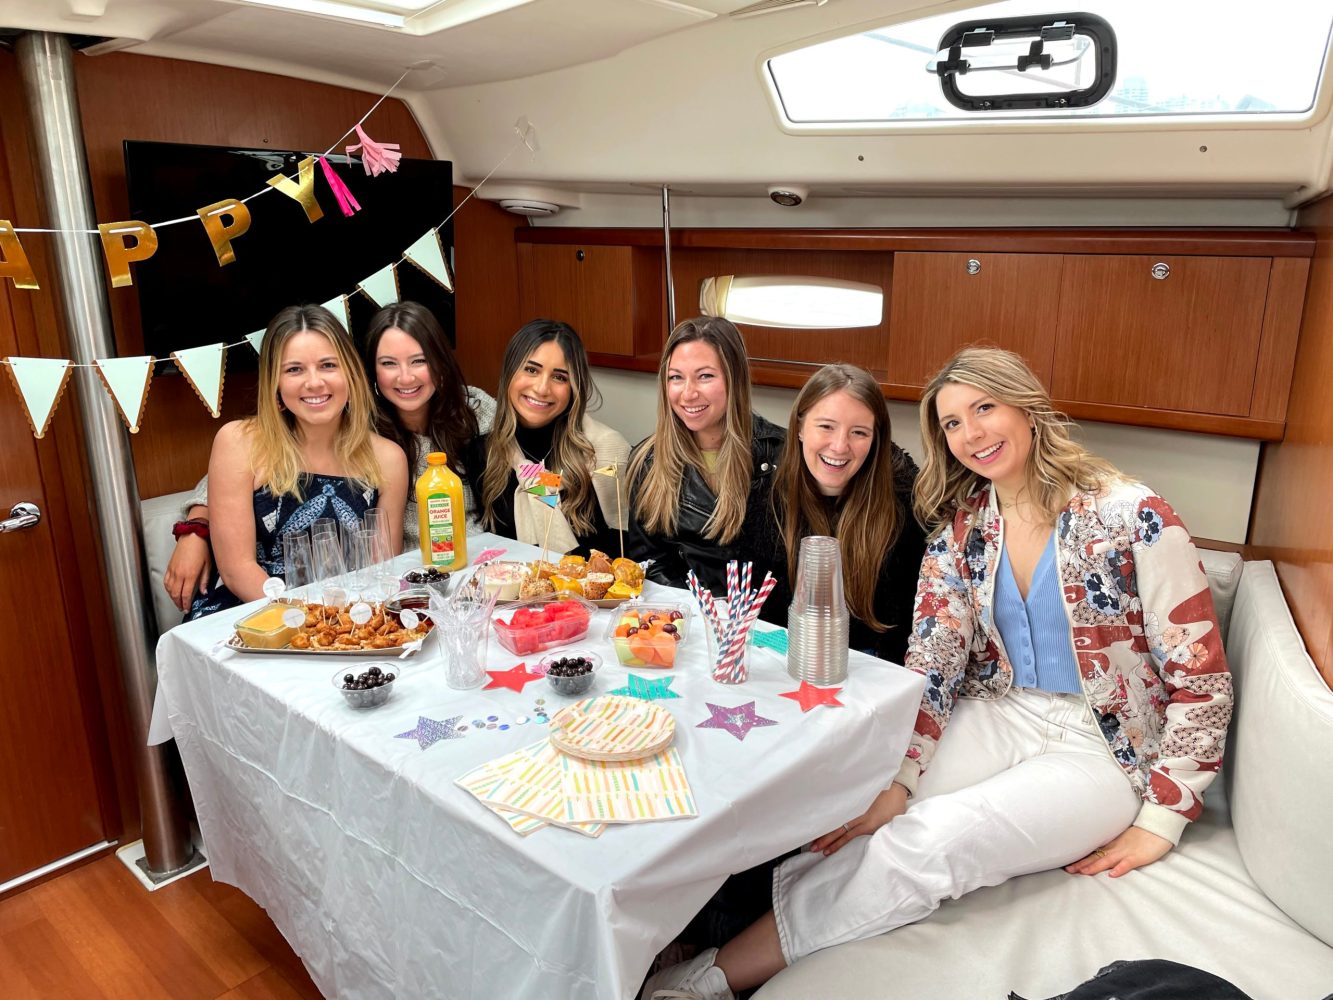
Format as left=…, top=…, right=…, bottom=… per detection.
left=487, top=715, right=499, bottom=722
left=459, top=725, right=469, bottom=732
left=472, top=719, right=485, bottom=727
left=534, top=698, right=545, bottom=705
left=516, top=715, right=529, bottom=724
left=499, top=724, right=510, bottom=731
left=487, top=723, right=497, bottom=730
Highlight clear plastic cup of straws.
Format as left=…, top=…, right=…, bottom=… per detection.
left=704, top=602, right=754, bottom=684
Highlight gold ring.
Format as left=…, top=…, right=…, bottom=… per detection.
left=842, top=823, right=851, bottom=835
left=1092, top=848, right=1108, bottom=859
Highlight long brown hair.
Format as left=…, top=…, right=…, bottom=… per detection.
left=363, top=301, right=478, bottom=474
left=480, top=320, right=600, bottom=534
left=628, top=317, right=754, bottom=543
left=251, top=304, right=380, bottom=499
left=773, top=364, right=904, bottom=629
left=914, top=346, right=1121, bottom=527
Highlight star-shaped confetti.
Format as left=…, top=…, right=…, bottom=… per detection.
left=395, top=715, right=464, bottom=750
left=696, top=701, right=777, bottom=741
left=608, top=673, right=679, bottom=701
left=753, top=628, right=789, bottom=655
left=779, top=681, right=845, bottom=713
left=484, top=663, right=543, bottom=693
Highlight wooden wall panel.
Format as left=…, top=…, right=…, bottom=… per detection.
left=70, top=52, right=432, bottom=499
left=1250, top=199, right=1333, bottom=687
left=452, top=188, right=524, bottom=398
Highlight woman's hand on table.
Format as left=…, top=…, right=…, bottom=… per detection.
left=165, top=534, right=213, bottom=610
left=810, top=782, right=910, bottom=856
left=1064, top=825, right=1173, bottom=878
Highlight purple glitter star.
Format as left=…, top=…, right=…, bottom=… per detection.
left=696, top=701, right=778, bottom=742
left=395, top=715, right=464, bottom=750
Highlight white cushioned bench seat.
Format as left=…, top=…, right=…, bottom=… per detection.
left=755, top=558, right=1333, bottom=1000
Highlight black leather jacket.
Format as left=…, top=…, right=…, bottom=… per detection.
left=627, top=413, right=786, bottom=596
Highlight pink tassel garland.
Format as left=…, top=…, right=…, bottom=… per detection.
left=346, top=124, right=402, bottom=177
left=318, top=156, right=362, bottom=217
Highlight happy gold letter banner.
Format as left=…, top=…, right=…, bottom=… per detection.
left=98, top=221, right=158, bottom=288
left=403, top=228, right=453, bottom=292
left=196, top=198, right=252, bottom=266
left=171, top=343, right=227, bottom=418
left=94, top=356, right=156, bottom=433
left=0, top=220, right=39, bottom=290
left=266, top=156, right=325, bottom=223
left=4, top=357, right=73, bottom=438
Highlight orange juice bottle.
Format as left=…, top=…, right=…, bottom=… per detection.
left=417, top=452, right=467, bottom=572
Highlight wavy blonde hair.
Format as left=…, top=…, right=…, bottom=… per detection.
left=481, top=320, right=600, bottom=535
left=773, top=364, right=905, bottom=630
left=251, top=304, right=381, bottom=500
left=628, top=317, right=754, bottom=543
left=913, top=347, right=1121, bottom=528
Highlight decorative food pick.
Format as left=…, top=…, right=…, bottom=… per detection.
left=696, top=701, right=778, bottom=741
left=483, top=662, right=544, bottom=693
left=778, top=680, right=845, bottom=712
left=593, top=462, right=624, bottom=558
left=608, top=673, right=680, bottom=701
left=517, top=462, right=564, bottom=568
left=394, top=715, right=464, bottom=750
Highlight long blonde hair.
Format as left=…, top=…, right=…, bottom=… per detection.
left=773, top=364, right=905, bottom=630
left=913, top=347, right=1121, bottom=528
left=480, top=320, right=600, bottom=535
left=628, top=317, right=754, bottom=543
left=251, top=304, right=381, bottom=500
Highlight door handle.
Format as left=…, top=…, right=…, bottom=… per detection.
left=0, top=502, right=41, bottom=533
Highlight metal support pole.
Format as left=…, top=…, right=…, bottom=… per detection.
left=15, top=31, right=197, bottom=878
left=661, top=184, right=676, bottom=331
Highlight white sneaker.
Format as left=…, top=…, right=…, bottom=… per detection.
left=640, top=947, right=736, bottom=1000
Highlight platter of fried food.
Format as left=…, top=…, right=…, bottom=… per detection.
left=228, top=600, right=434, bottom=656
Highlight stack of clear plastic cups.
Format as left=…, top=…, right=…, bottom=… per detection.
left=786, top=535, right=850, bottom=685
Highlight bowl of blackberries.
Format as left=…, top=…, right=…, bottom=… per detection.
left=333, top=663, right=397, bottom=709
left=536, top=650, right=601, bottom=697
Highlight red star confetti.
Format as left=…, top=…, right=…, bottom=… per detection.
left=778, top=681, right=844, bottom=712
left=483, top=662, right=543, bottom=693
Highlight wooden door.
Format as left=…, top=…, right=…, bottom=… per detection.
left=888, top=252, right=1066, bottom=388
left=518, top=244, right=635, bottom=355
left=0, top=288, right=109, bottom=886
left=1051, top=255, right=1271, bottom=415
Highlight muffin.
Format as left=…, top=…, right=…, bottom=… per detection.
left=583, top=572, right=614, bottom=600
left=587, top=549, right=613, bottom=576
left=612, top=557, right=645, bottom=592
left=519, top=577, right=555, bottom=600
left=530, top=560, right=559, bottom=581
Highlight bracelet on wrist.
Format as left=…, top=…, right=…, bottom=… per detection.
left=172, top=518, right=211, bottom=541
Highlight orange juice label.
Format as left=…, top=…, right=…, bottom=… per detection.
left=426, top=495, right=455, bottom=563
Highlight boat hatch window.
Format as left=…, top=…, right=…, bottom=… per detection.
left=766, top=0, right=1333, bottom=125
left=700, top=276, right=884, bottom=329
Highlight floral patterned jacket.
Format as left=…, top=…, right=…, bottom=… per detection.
left=897, top=479, right=1233, bottom=844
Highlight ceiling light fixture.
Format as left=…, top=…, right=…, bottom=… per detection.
left=700, top=275, right=883, bottom=329
left=223, top=0, right=406, bottom=30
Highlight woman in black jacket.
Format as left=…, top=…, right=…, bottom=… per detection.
left=627, top=317, right=785, bottom=595
left=754, top=362, right=926, bottom=663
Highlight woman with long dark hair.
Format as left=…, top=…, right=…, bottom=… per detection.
left=467, top=319, right=628, bottom=555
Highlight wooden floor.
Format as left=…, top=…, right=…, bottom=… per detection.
left=0, top=855, right=323, bottom=999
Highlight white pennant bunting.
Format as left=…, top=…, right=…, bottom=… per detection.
left=245, top=328, right=265, bottom=354
left=402, top=228, right=453, bottom=292
left=94, top=355, right=155, bottom=433
left=357, top=263, right=399, bottom=306
left=322, top=294, right=350, bottom=330
left=171, top=343, right=226, bottom=418
left=4, top=357, right=73, bottom=439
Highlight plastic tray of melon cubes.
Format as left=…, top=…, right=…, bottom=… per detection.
left=492, top=595, right=597, bottom=656
left=605, top=603, right=691, bottom=668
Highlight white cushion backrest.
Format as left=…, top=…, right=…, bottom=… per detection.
left=1198, top=548, right=1243, bottom=645
left=141, top=490, right=192, bottom=634
left=1224, top=560, right=1333, bottom=946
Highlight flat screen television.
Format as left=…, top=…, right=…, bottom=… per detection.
left=124, top=140, right=454, bottom=369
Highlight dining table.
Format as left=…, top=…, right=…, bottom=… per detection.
left=153, top=531, right=926, bottom=999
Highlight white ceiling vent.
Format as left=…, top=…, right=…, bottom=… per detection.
left=499, top=199, right=561, bottom=217
left=730, top=0, right=827, bottom=19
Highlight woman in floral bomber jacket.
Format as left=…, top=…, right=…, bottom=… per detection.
left=641, top=347, right=1233, bottom=1000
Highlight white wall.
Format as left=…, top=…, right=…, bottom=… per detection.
left=590, top=366, right=1258, bottom=543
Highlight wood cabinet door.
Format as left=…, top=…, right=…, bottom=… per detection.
left=888, top=252, right=1065, bottom=388
left=1051, top=255, right=1270, bottom=416
left=0, top=294, right=109, bottom=886
left=518, top=244, right=634, bottom=356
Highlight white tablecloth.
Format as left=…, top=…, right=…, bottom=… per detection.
left=155, top=533, right=925, bottom=1000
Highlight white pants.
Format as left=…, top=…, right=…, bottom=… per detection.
left=771, top=687, right=1140, bottom=964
